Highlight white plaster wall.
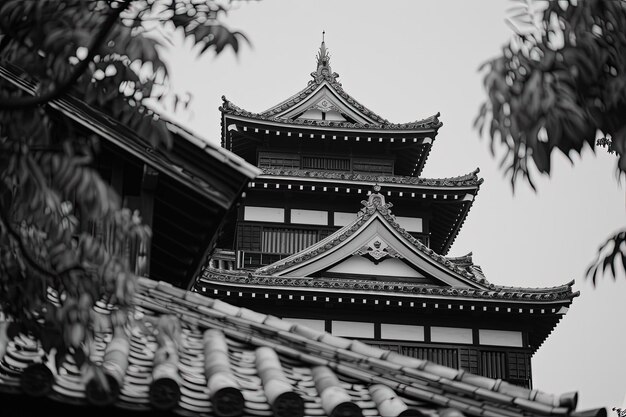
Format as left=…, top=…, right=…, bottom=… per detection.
left=395, top=216, right=423, bottom=233
left=291, top=209, right=328, bottom=225
left=244, top=206, right=285, bottom=223
left=325, top=110, right=346, bottom=121
left=478, top=329, right=523, bottom=347
left=334, top=211, right=357, bottom=226
left=331, top=320, right=374, bottom=338
left=430, top=326, right=473, bottom=344
left=381, top=324, right=425, bottom=341
left=297, top=108, right=323, bottom=120
left=283, top=318, right=326, bottom=333
left=327, top=255, right=423, bottom=277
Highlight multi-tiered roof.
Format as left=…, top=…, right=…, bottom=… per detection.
left=220, top=40, right=481, bottom=255
left=221, top=38, right=441, bottom=177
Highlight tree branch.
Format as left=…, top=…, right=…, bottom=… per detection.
left=0, top=0, right=132, bottom=110
left=0, top=200, right=83, bottom=280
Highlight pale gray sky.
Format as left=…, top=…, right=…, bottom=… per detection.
left=160, top=0, right=626, bottom=410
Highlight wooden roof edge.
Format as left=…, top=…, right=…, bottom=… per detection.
left=199, top=269, right=578, bottom=303
left=164, top=119, right=261, bottom=180
left=221, top=96, right=443, bottom=132
left=439, top=169, right=483, bottom=255
left=255, top=191, right=489, bottom=288
left=256, top=167, right=483, bottom=189
left=0, top=63, right=260, bottom=204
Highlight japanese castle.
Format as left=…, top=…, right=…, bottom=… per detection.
left=193, top=39, right=577, bottom=389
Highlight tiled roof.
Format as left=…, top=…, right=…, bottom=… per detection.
left=222, top=96, right=443, bottom=131
left=199, top=270, right=577, bottom=303
left=0, top=64, right=260, bottom=206
left=258, top=168, right=483, bottom=188
left=241, top=191, right=577, bottom=303
left=256, top=191, right=485, bottom=283
left=220, top=40, right=443, bottom=133
left=0, top=278, right=604, bottom=417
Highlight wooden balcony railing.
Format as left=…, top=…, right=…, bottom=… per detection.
left=258, top=152, right=394, bottom=175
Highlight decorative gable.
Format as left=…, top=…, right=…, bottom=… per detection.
left=326, top=255, right=426, bottom=279
left=257, top=188, right=490, bottom=289
left=277, top=83, right=376, bottom=124
left=355, top=237, right=402, bottom=263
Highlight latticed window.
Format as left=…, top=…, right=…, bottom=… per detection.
left=401, top=346, right=459, bottom=369
left=301, top=156, right=350, bottom=171
left=262, top=228, right=319, bottom=254
left=257, top=152, right=300, bottom=169
left=237, top=224, right=262, bottom=251
left=507, top=352, right=531, bottom=381
left=352, top=158, right=394, bottom=175
left=480, top=351, right=508, bottom=379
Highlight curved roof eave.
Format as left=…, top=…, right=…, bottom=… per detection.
left=199, top=269, right=577, bottom=304
left=222, top=99, right=443, bottom=133
left=257, top=191, right=490, bottom=288
left=257, top=167, right=483, bottom=190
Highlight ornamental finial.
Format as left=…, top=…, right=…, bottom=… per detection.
left=311, top=32, right=340, bottom=85
left=316, top=35, right=330, bottom=71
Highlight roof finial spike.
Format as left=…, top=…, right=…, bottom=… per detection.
left=311, top=31, right=340, bottom=85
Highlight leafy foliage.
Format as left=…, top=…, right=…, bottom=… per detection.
left=0, top=0, right=245, bottom=367
left=476, top=0, right=626, bottom=282
left=587, top=230, right=626, bottom=285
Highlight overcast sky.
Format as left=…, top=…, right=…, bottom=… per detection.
left=159, top=0, right=626, bottom=410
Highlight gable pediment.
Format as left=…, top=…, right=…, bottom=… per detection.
left=257, top=191, right=490, bottom=289
left=268, top=215, right=479, bottom=288
left=276, top=83, right=378, bottom=125
left=326, top=255, right=427, bottom=279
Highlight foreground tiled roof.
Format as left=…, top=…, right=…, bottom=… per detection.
left=0, top=278, right=604, bottom=416
left=258, top=168, right=483, bottom=188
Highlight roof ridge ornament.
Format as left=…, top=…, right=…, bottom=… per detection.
left=311, top=33, right=341, bottom=85
left=358, top=187, right=394, bottom=218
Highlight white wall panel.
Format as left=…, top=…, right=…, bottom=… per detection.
left=430, top=326, right=473, bottom=344
left=331, top=321, right=374, bottom=339
left=283, top=318, right=326, bottom=333
left=244, top=206, right=284, bottom=223
left=395, top=216, right=423, bottom=233
left=381, top=324, right=424, bottom=341
left=334, top=211, right=357, bottom=226
left=478, top=329, right=523, bottom=347
left=291, top=209, right=328, bottom=225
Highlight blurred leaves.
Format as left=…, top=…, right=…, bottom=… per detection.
left=587, top=231, right=626, bottom=285
left=476, top=0, right=626, bottom=283
left=0, top=0, right=246, bottom=364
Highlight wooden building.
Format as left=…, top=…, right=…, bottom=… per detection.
left=195, top=40, right=578, bottom=389
left=0, top=63, right=260, bottom=289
